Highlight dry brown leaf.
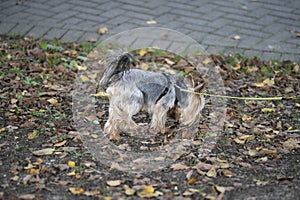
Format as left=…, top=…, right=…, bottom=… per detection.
left=124, top=185, right=136, bottom=196
left=98, top=26, right=108, bottom=35
left=32, top=148, right=55, bottom=156
left=187, top=177, right=198, bottom=185
left=28, top=130, right=37, bottom=140
left=206, top=167, right=217, bottom=178
left=107, top=180, right=121, bottom=187
left=54, top=140, right=67, bottom=147
left=170, top=163, right=189, bottom=170
left=18, top=194, right=36, bottom=200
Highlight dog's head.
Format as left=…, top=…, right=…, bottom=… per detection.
left=99, top=52, right=135, bottom=88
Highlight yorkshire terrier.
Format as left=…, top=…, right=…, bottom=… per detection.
left=99, top=52, right=206, bottom=141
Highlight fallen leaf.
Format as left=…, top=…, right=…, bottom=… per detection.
left=69, top=187, right=85, bottom=195
left=261, top=108, right=276, bottom=113
left=188, top=177, right=198, bottom=185
left=263, top=78, right=275, bottom=85
left=47, top=98, right=58, bottom=106
left=68, top=161, right=75, bottom=168
left=165, top=58, right=175, bottom=65
left=54, top=140, right=67, bottom=147
left=206, top=167, right=217, bottom=178
left=28, top=130, right=37, bottom=140
left=232, top=35, right=241, bottom=40
left=124, top=185, right=136, bottom=195
left=81, top=75, right=89, bottom=82
left=91, top=91, right=108, bottom=98
left=139, top=48, right=148, bottom=56
left=32, top=148, right=55, bottom=156
left=222, top=169, right=234, bottom=177
left=98, top=26, right=108, bottom=35
left=282, top=138, right=299, bottom=150
left=107, top=180, right=121, bottom=187
left=212, top=185, right=226, bottom=193
left=18, top=194, right=36, bottom=200
left=138, top=186, right=159, bottom=198
left=202, top=58, right=212, bottom=64
left=242, top=114, right=252, bottom=122
left=294, top=64, right=299, bottom=72
left=140, top=63, right=149, bottom=70
left=147, top=19, right=157, bottom=24
left=170, top=163, right=189, bottom=170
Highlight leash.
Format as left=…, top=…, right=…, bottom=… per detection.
left=179, top=88, right=298, bottom=101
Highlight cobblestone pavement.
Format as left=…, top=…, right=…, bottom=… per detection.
left=0, top=0, right=299, bottom=61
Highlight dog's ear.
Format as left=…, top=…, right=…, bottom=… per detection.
left=194, top=81, right=207, bottom=93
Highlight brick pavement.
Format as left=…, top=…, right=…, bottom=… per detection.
left=0, top=0, right=299, bottom=61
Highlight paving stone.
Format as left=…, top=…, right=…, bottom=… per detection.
left=206, top=45, right=226, bottom=54
left=27, top=26, right=50, bottom=38
left=131, top=38, right=154, bottom=49
left=44, top=28, right=68, bottom=40
left=243, top=50, right=262, bottom=58
left=100, top=8, right=126, bottom=18
left=61, top=30, right=85, bottom=42
left=0, top=22, right=17, bottom=34
left=1, top=0, right=299, bottom=62
left=9, top=23, right=34, bottom=36
left=261, top=52, right=282, bottom=60
left=152, top=40, right=171, bottom=50
left=50, top=3, right=75, bottom=13
left=72, top=6, right=102, bottom=15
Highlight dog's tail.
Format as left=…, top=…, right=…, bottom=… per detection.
left=99, top=52, right=135, bottom=88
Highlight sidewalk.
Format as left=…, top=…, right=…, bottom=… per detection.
left=0, top=0, right=299, bottom=61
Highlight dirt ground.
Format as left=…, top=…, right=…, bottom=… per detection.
left=0, top=35, right=299, bottom=199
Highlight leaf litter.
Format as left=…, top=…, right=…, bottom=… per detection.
left=0, top=35, right=299, bottom=199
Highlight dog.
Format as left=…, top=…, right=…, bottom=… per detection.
left=99, top=52, right=206, bottom=141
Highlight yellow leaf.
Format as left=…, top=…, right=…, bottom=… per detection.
left=202, top=58, right=212, bottom=64
left=54, top=140, right=67, bottom=147
left=69, top=187, right=85, bottom=195
left=234, top=138, right=246, bottom=144
left=206, top=167, right=217, bottom=178
left=81, top=75, right=89, bottom=82
left=91, top=91, right=108, bottom=98
left=88, top=73, right=97, bottom=79
left=107, top=180, right=121, bottom=187
left=139, top=48, right=148, bottom=56
left=139, top=186, right=159, bottom=198
left=32, top=148, right=55, bottom=156
left=140, top=63, right=149, bottom=70
left=67, top=171, right=76, bottom=176
left=242, top=114, right=252, bottom=122
left=47, top=98, right=58, bottom=106
left=74, top=63, right=87, bottom=71
left=263, top=78, right=275, bottom=85
left=146, top=19, right=157, bottom=24
left=10, top=175, right=19, bottom=181
left=98, top=26, right=108, bottom=35
left=39, top=109, right=46, bottom=112
left=261, top=108, right=275, bottom=113
left=255, top=82, right=265, bottom=87
left=188, top=177, right=198, bottom=185
left=7, top=54, right=12, bottom=59
left=104, top=197, right=112, bottom=200
left=36, top=158, right=43, bottom=164
left=68, top=161, right=76, bottom=168
left=233, top=63, right=241, bottom=70
left=0, top=127, right=5, bottom=133
left=28, top=168, right=39, bottom=175
left=124, top=187, right=135, bottom=195
left=71, top=50, right=78, bottom=56
left=28, top=130, right=37, bottom=140
left=294, top=64, right=299, bottom=72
